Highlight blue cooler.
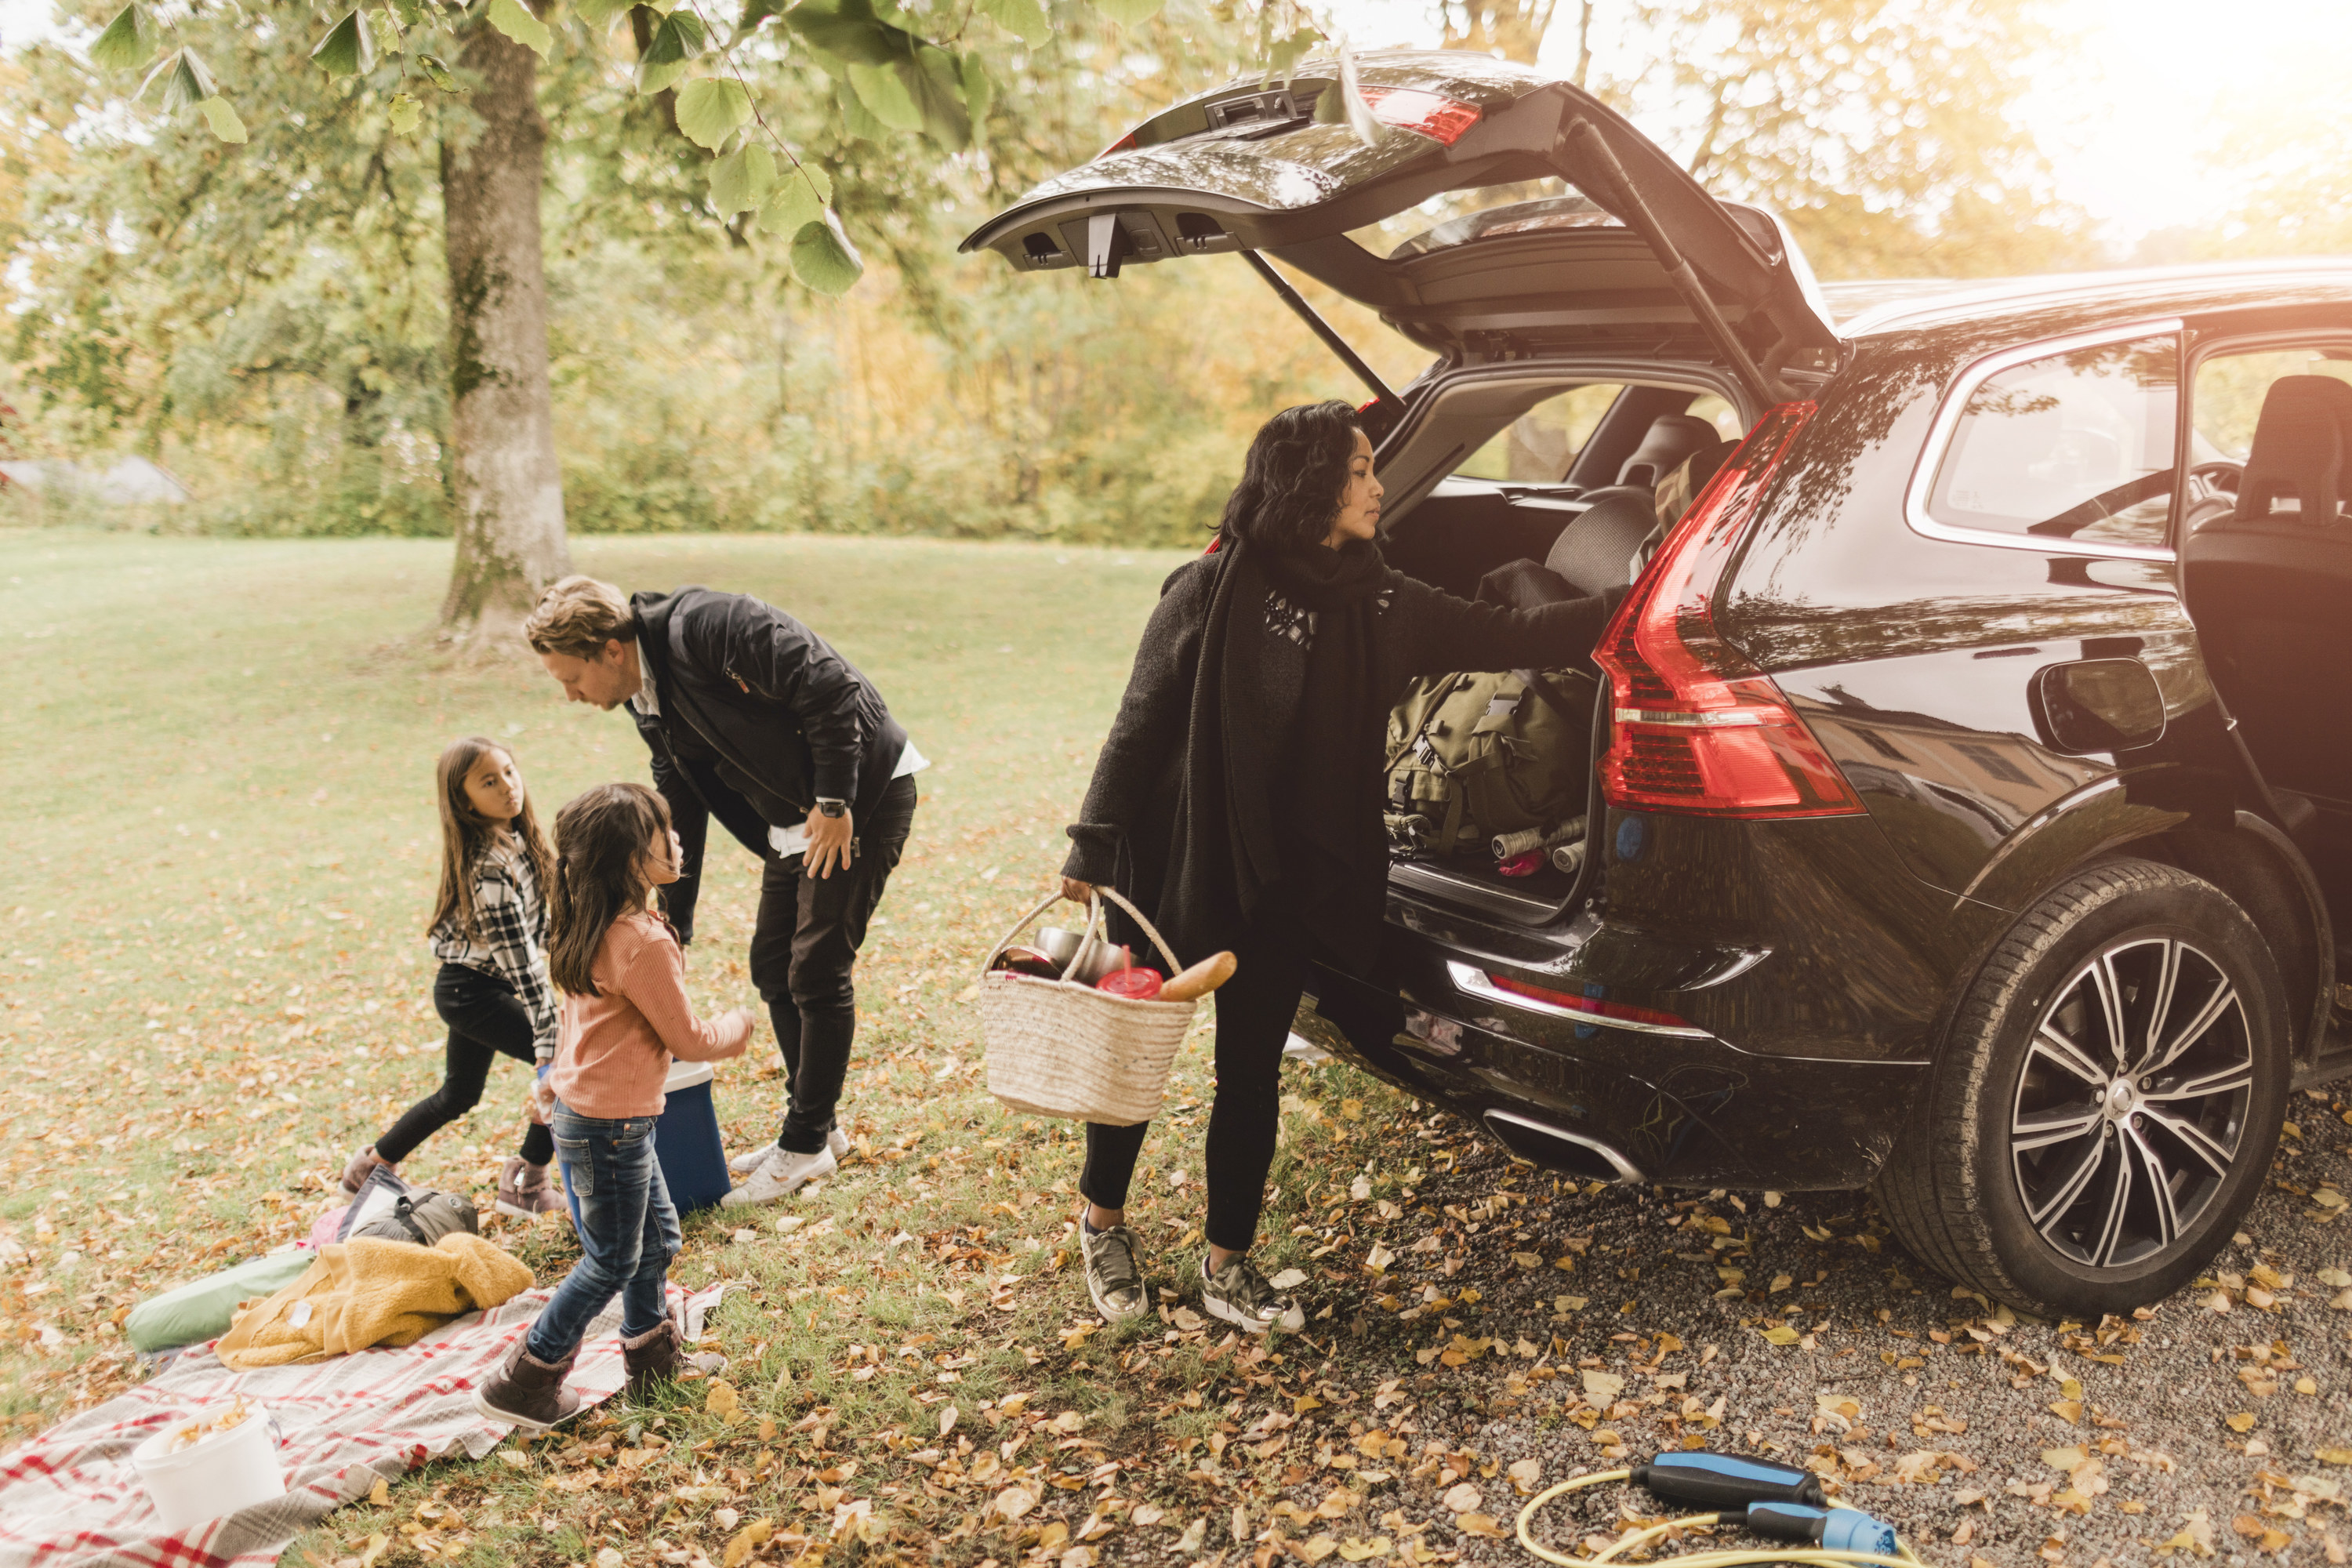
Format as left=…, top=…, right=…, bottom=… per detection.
left=557, top=1058, right=733, bottom=1224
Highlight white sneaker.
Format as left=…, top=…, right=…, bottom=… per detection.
left=727, top=1127, right=850, bottom=1174
left=720, top=1145, right=837, bottom=1207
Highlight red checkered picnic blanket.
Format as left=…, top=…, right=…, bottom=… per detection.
left=0, top=1284, right=722, bottom=1568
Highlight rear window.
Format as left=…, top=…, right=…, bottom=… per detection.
left=1454, top=385, right=1622, bottom=481
left=1924, top=334, right=2178, bottom=551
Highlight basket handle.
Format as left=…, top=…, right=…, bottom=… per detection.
left=974, top=884, right=1188, bottom=987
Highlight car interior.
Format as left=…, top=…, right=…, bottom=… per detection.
left=2180, top=357, right=2352, bottom=942
left=1375, top=376, right=1749, bottom=912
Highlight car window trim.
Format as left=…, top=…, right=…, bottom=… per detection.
left=1902, top=318, right=2186, bottom=564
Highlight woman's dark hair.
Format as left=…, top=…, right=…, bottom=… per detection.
left=547, top=782, right=672, bottom=996
left=1218, top=400, right=1365, bottom=553
left=426, top=738, right=554, bottom=942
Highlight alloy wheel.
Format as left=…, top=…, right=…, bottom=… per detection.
left=2009, top=935, right=2255, bottom=1270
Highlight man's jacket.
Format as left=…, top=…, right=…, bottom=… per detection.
left=630, top=587, right=907, bottom=940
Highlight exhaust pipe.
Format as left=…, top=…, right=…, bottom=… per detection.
left=1483, top=1109, right=1646, bottom=1185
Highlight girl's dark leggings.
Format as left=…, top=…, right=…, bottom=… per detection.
left=375, top=962, right=555, bottom=1167
left=1080, top=907, right=1308, bottom=1253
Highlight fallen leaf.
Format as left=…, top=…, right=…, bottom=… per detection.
left=722, top=1521, right=773, bottom=1568
left=1762, top=1325, right=1801, bottom=1346
left=1299, top=1538, right=1339, bottom=1563
left=2226, top=1413, right=2258, bottom=1433
left=1581, top=1370, right=1624, bottom=1402
left=1457, top=1514, right=1503, bottom=1538
left=1269, top=1269, right=1308, bottom=1290
left=705, top=1381, right=741, bottom=1421
left=1441, top=1483, right=1482, bottom=1514
left=1507, top=1458, right=1543, bottom=1492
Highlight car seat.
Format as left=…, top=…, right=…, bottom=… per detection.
left=1616, top=415, right=1722, bottom=489
left=2182, top=375, right=2352, bottom=819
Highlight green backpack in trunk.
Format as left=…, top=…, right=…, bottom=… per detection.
left=1385, top=668, right=1596, bottom=858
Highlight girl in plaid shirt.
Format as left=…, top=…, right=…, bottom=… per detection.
left=339, top=737, right=568, bottom=1220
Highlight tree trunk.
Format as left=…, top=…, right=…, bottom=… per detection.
left=437, top=9, right=569, bottom=633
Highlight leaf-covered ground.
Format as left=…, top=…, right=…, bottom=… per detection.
left=4, top=534, right=2349, bottom=1568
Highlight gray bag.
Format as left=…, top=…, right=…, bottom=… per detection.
left=351, top=1189, right=480, bottom=1247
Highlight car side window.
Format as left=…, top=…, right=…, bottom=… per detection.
left=1925, top=334, right=2178, bottom=550
left=1454, top=384, right=1623, bottom=482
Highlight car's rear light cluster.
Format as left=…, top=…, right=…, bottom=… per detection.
left=1356, top=86, right=1481, bottom=146
left=1449, top=961, right=1706, bottom=1036
left=1592, top=401, right=1864, bottom=818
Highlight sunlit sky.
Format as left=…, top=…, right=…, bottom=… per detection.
left=6, top=0, right=2348, bottom=253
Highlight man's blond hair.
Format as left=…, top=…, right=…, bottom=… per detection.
left=524, top=575, right=636, bottom=660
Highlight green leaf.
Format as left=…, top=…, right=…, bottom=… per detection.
left=833, top=76, right=887, bottom=141
left=197, top=96, right=248, bottom=143
left=1265, top=25, right=1319, bottom=84
left=959, top=50, right=993, bottom=131
left=740, top=0, right=789, bottom=32
left=575, top=0, right=635, bottom=29
left=789, top=211, right=863, bottom=296
left=908, top=43, right=969, bottom=150
left=674, top=75, right=753, bottom=149
left=637, top=8, right=707, bottom=93
left=485, top=0, right=552, bottom=57
left=710, top=141, right=775, bottom=213
left=143, top=47, right=218, bottom=110
left=971, top=0, right=1047, bottom=45
left=89, top=4, right=156, bottom=71
left=416, top=53, right=457, bottom=91
left=754, top=165, right=822, bottom=234
left=784, top=0, right=911, bottom=67
left=387, top=91, right=422, bottom=132
left=844, top=60, right=918, bottom=132
left=310, top=10, right=376, bottom=78
left=1089, top=0, right=1163, bottom=27
left=368, top=9, right=406, bottom=58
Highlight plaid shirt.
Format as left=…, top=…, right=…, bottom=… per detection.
left=429, top=850, right=558, bottom=1060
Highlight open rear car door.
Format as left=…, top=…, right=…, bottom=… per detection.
left=960, top=52, right=1841, bottom=418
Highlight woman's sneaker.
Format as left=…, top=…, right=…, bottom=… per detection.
left=1200, top=1252, right=1305, bottom=1334
left=728, top=1127, right=851, bottom=1174
left=1081, top=1221, right=1150, bottom=1325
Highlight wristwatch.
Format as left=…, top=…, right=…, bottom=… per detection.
left=815, top=797, right=848, bottom=818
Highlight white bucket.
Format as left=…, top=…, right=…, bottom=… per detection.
left=132, top=1403, right=285, bottom=1531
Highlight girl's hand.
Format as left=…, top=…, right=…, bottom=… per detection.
left=1061, top=877, right=1095, bottom=906
left=717, top=1007, right=757, bottom=1057
left=528, top=1074, right=557, bottom=1123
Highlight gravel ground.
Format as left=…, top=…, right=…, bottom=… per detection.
left=1139, top=1081, right=2351, bottom=1568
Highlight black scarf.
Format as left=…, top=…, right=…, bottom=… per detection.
left=1160, top=535, right=1395, bottom=975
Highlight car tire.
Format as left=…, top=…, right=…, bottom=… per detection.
left=1875, top=858, right=2288, bottom=1318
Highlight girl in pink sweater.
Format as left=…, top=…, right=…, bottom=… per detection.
left=475, top=783, right=753, bottom=1431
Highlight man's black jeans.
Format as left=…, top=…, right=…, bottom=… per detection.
left=750, top=775, right=919, bottom=1155
left=377, top=963, right=555, bottom=1167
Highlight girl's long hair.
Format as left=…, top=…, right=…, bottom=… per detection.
left=1217, top=400, right=1364, bottom=554
left=547, top=782, right=672, bottom=996
left=427, top=738, right=554, bottom=941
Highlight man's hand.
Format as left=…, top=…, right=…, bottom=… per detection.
left=1061, top=877, right=1095, bottom=906
left=806, top=810, right=855, bottom=880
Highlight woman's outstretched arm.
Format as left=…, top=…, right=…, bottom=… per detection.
left=1394, top=575, right=1628, bottom=678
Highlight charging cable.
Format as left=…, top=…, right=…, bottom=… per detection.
left=1514, top=1451, right=1927, bottom=1568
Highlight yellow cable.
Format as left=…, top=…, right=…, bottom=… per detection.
left=1514, top=1467, right=1931, bottom=1568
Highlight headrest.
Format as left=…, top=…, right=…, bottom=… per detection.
left=1653, top=438, right=1741, bottom=528
left=1546, top=487, right=1657, bottom=597
left=2236, top=375, right=2352, bottom=523
left=1617, top=415, right=1723, bottom=490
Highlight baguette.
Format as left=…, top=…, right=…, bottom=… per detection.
left=1160, top=951, right=1237, bottom=1002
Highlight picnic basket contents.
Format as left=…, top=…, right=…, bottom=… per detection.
left=976, top=886, right=1233, bottom=1126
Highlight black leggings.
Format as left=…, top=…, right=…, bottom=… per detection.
left=1080, top=902, right=1308, bottom=1253
left=375, top=963, right=555, bottom=1167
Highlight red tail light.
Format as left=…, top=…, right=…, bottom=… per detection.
left=1592, top=401, right=1863, bottom=818
left=1357, top=86, right=1480, bottom=146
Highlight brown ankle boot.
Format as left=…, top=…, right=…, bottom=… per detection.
left=472, top=1338, right=583, bottom=1432
left=496, top=1157, right=568, bottom=1221
left=339, top=1145, right=395, bottom=1199
left=620, top=1316, right=682, bottom=1398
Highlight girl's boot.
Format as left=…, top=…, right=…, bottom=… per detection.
left=497, top=1157, right=568, bottom=1221
left=339, top=1146, right=396, bottom=1199
left=474, top=1340, right=583, bottom=1432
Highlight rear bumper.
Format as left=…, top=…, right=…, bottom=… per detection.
left=1301, top=917, right=1929, bottom=1192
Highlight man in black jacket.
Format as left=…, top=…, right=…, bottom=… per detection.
left=526, top=575, right=922, bottom=1204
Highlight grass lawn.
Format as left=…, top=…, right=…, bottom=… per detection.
left=6, top=532, right=2349, bottom=1568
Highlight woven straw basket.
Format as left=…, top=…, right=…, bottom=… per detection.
left=977, top=887, right=1198, bottom=1127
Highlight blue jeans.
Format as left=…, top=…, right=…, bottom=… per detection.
left=524, top=1102, right=681, bottom=1362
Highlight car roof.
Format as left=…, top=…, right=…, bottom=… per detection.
left=1828, top=259, right=2352, bottom=342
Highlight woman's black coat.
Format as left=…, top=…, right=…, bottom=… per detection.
left=1063, top=546, right=1619, bottom=973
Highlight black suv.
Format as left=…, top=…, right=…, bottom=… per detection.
left=965, top=51, right=2352, bottom=1316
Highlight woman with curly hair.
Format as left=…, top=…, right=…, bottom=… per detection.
left=1059, top=401, right=1626, bottom=1333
